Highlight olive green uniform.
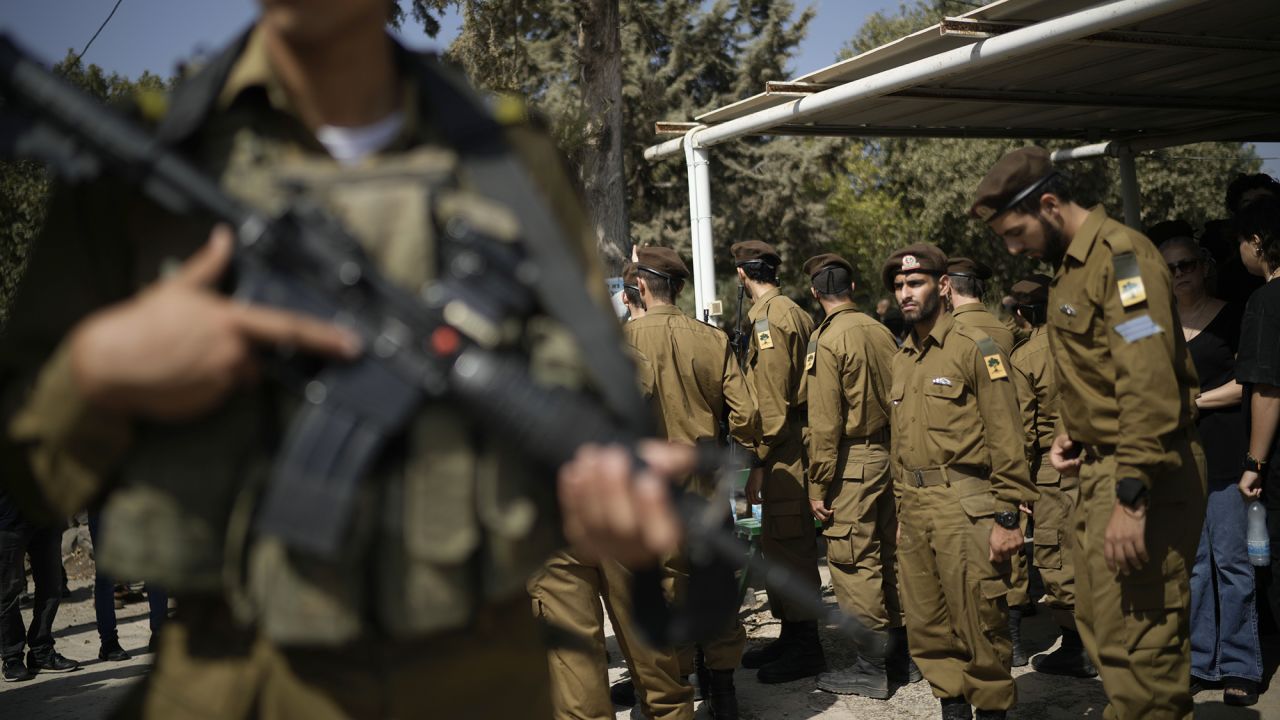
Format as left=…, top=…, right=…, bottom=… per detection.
left=1048, top=207, right=1205, bottom=720
left=744, top=288, right=820, bottom=621
left=890, top=312, right=1036, bottom=711
left=1010, top=325, right=1078, bottom=628
left=953, top=303, right=1030, bottom=608
left=624, top=304, right=760, bottom=673
left=805, top=304, right=902, bottom=642
left=0, top=28, right=615, bottom=719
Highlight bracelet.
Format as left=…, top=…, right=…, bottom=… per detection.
left=1243, top=452, right=1269, bottom=473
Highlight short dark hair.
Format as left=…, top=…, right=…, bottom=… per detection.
left=1234, top=196, right=1280, bottom=271
left=638, top=268, right=683, bottom=303
left=739, top=261, right=778, bottom=285
left=1226, top=173, right=1280, bottom=215
left=1009, top=173, right=1075, bottom=216
left=948, top=274, right=986, bottom=300
left=624, top=286, right=645, bottom=310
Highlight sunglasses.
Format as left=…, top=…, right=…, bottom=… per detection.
left=1166, top=259, right=1200, bottom=276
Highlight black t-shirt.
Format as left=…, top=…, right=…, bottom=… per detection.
left=1189, top=301, right=1247, bottom=481
left=1237, top=279, right=1280, bottom=471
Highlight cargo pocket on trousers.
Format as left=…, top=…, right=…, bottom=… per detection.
left=1120, top=551, right=1186, bottom=653
left=1032, top=523, right=1062, bottom=570
left=978, top=577, right=1011, bottom=634
left=824, top=523, right=856, bottom=566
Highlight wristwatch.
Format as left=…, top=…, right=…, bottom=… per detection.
left=1243, top=452, right=1269, bottom=473
left=993, top=510, right=1020, bottom=530
left=1115, top=477, right=1149, bottom=508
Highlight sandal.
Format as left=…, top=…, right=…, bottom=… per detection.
left=1223, top=678, right=1258, bottom=707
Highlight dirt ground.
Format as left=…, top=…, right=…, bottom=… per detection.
left=3, top=545, right=1278, bottom=719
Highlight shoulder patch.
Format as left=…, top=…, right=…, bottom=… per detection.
left=974, top=335, right=1009, bottom=380
left=754, top=318, right=775, bottom=350
left=1113, top=252, right=1147, bottom=308
left=805, top=337, right=817, bottom=372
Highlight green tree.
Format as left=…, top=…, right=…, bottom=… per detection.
left=0, top=53, right=170, bottom=327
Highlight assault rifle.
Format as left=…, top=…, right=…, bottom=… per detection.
left=0, top=35, right=866, bottom=648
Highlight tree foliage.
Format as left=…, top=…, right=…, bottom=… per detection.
left=0, top=54, right=170, bottom=327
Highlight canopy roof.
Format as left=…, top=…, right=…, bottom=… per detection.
left=652, top=0, right=1280, bottom=148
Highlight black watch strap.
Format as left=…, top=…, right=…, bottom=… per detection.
left=1116, top=477, right=1148, bottom=508
left=1243, top=453, right=1269, bottom=473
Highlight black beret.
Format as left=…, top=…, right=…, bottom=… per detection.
left=730, top=240, right=781, bottom=267
left=881, top=243, right=947, bottom=291
left=1010, top=273, right=1052, bottom=304
left=1146, top=220, right=1195, bottom=244
left=946, top=256, right=993, bottom=281
left=635, top=246, right=689, bottom=281
left=970, top=146, right=1059, bottom=222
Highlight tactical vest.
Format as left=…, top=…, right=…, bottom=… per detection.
left=96, top=36, right=598, bottom=645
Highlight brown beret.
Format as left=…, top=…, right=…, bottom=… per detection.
left=730, top=240, right=781, bottom=266
left=970, top=146, right=1059, bottom=222
left=881, top=243, right=947, bottom=291
left=946, top=256, right=993, bottom=281
left=802, top=253, right=853, bottom=279
left=1010, top=273, right=1052, bottom=303
left=635, top=246, right=689, bottom=281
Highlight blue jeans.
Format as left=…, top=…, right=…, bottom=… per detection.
left=88, top=512, right=168, bottom=643
left=1189, top=478, right=1263, bottom=682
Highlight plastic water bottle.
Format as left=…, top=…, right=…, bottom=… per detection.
left=1248, top=501, right=1270, bottom=567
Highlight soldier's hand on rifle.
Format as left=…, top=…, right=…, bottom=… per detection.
left=558, top=441, right=688, bottom=567
left=68, top=225, right=363, bottom=421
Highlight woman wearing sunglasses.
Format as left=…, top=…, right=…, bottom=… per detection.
left=1159, top=233, right=1259, bottom=706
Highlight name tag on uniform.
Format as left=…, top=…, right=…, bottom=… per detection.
left=1114, top=313, right=1163, bottom=343
left=1113, top=253, right=1147, bottom=308
left=931, top=377, right=953, bottom=386
left=805, top=337, right=817, bottom=371
left=755, top=318, right=774, bottom=350
left=975, top=336, right=1008, bottom=380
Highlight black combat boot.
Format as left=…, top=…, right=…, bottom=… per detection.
left=887, top=627, right=923, bottom=684
left=1007, top=606, right=1027, bottom=668
left=1031, top=627, right=1097, bottom=678
left=99, top=638, right=130, bottom=662
left=817, top=655, right=890, bottom=699
left=741, top=622, right=792, bottom=669
left=756, top=620, right=826, bottom=684
left=940, top=696, right=972, bottom=720
left=705, top=668, right=739, bottom=720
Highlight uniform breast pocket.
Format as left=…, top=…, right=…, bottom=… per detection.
left=922, top=379, right=965, bottom=431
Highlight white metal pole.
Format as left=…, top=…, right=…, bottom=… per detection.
left=1050, top=142, right=1116, bottom=162
left=644, top=0, right=1203, bottom=161
left=683, top=129, right=717, bottom=321
left=1116, top=144, right=1143, bottom=229
left=682, top=130, right=706, bottom=316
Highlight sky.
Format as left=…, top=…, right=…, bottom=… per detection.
left=3, top=0, right=1275, bottom=174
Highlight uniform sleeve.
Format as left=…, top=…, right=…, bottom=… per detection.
left=1, top=181, right=137, bottom=517
left=1010, top=356, right=1038, bottom=465
left=1101, top=246, right=1188, bottom=490
left=806, top=337, right=843, bottom=500
left=970, top=345, right=1037, bottom=513
left=722, top=343, right=760, bottom=451
left=754, top=311, right=801, bottom=463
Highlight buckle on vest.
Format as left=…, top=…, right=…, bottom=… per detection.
left=913, top=469, right=925, bottom=488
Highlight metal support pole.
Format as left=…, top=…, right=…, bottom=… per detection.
left=1116, top=144, right=1142, bottom=229
left=683, top=129, right=716, bottom=322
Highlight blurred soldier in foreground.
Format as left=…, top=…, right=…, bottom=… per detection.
left=801, top=254, right=911, bottom=700
left=976, top=147, right=1205, bottom=720
left=731, top=241, right=824, bottom=684
left=884, top=244, right=1035, bottom=720
left=0, top=2, right=684, bottom=717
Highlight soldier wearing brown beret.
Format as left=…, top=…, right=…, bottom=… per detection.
left=730, top=240, right=825, bottom=683
left=975, top=146, right=1205, bottom=719
left=884, top=243, right=1035, bottom=719
left=801, top=253, right=915, bottom=699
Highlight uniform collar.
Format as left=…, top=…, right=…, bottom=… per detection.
left=952, top=302, right=985, bottom=315
left=1064, top=205, right=1108, bottom=265
left=817, top=302, right=856, bottom=330
left=752, top=287, right=781, bottom=308
left=903, top=311, right=954, bottom=354
left=215, top=24, right=424, bottom=154
left=645, top=304, right=684, bottom=317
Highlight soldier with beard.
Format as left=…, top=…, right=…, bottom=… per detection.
left=975, top=147, right=1205, bottom=720
left=883, top=244, right=1035, bottom=719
